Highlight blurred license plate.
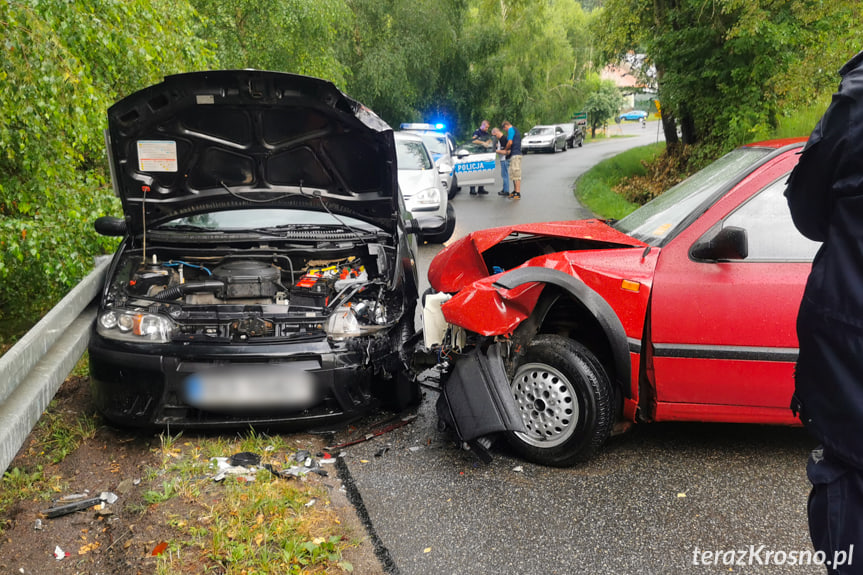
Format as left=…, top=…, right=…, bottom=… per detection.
left=183, top=361, right=320, bottom=410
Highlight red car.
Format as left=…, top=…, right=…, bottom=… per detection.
left=422, top=138, right=818, bottom=466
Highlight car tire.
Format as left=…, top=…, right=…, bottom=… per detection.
left=426, top=203, right=456, bottom=244
left=449, top=176, right=459, bottom=199
left=504, top=335, right=614, bottom=467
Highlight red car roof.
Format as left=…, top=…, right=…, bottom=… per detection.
left=743, top=137, right=807, bottom=149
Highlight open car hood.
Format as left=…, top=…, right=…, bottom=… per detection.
left=106, top=70, right=399, bottom=234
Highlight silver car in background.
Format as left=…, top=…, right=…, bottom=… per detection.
left=394, top=131, right=456, bottom=243
left=522, top=125, right=567, bottom=153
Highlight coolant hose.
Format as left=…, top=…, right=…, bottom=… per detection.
left=153, top=280, right=225, bottom=301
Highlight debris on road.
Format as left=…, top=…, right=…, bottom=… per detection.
left=41, top=492, right=118, bottom=519
left=212, top=450, right=332, bottom=482
left=325, top=414, right=417, bottom=450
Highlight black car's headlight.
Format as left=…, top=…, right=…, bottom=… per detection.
left=325, top=305, right=389, bottom=341
left=97, top=310, right=175, bottom=343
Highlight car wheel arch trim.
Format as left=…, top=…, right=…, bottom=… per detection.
left=493, top=267, right=631, bottom=398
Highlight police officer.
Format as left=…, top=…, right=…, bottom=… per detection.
left=785, top=48, right=863, bottom=574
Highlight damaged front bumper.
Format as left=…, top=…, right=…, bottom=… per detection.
left=435, top=343, right=527, bottom=450
left=89, top=332, right=402, bottom=429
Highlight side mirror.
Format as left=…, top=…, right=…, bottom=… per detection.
left=438, top=164, right=452, bottom=175
left=94, top=216, right=126, bottom=236
left=456, top=150, right=470, bottom=159
left=691, top=226, right=748, bottom=261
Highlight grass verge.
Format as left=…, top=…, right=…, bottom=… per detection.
left=576, top=103, right=826, bottom=219
left=575, top=142, right=666, bottom=219
left=149, top=431, right=357, bottom=574
left=1, top=368, right=359, bottom=573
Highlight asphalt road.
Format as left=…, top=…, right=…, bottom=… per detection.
left=335, top=122, right=821, bottom=575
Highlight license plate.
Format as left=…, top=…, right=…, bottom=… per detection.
left=183, top=361, right=321, bottom=410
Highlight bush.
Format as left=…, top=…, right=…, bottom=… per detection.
left=0, top=0, right=216, bottom=345
left=0, top=174, right=120, bottom=335
left=576, top=143, right=665, bottom=219
left=613, top=147, right=694, bottom=205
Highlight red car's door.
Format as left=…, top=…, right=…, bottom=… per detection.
left=648, top=151, right=818, bottom=423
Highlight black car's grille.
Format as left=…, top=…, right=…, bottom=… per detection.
left=173, top=320, right=326, bottom=343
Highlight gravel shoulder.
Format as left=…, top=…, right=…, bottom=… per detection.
left=0, top=375, right=385, bottom=575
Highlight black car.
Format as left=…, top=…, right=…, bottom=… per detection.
left=89, top=70, right=421, bottom=429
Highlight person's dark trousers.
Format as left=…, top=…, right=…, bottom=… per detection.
left=808, top=447, right=863, bottom=574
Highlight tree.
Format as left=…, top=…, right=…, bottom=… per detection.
left=456, top=0, right=596, bottom=138
left=0, top=0, right=217, bottom=326
left=190, top=0, right=352, bottom=85
left=583, top=78, right=625, bottom=136
left=593, top=0, right=863, bottom=154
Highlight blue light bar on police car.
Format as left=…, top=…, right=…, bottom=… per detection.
left=400, top=123, right=440, bottom=131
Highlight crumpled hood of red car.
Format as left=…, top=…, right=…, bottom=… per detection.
left=428, top=219, right=646, bottom=294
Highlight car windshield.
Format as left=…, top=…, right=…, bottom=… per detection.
left=529, top=127, right=553, bottom=135
left=613, top=147, right=773, bottom=246
left=419, top=133, right=448, bottom=156
left=396, top=139, right=433, bottom=170
left=157, top=209, right=379, bottom=231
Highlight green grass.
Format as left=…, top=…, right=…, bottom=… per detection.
left=0, top=403, right=97, bottom=533
left=773, top=101, right=829, bottom=140
left=150, top=431, right=357, bottom=574
left=575, top=142, right=666, bottom=219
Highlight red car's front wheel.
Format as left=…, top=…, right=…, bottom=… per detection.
left=505, top=335, right=614, bottom=467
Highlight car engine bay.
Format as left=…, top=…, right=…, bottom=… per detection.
left=97, top=241, right=407, bottom=344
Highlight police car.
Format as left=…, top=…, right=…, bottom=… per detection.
left=452, top=141, right=497, bottom=194
left=400, top=123, right=457, bottom=198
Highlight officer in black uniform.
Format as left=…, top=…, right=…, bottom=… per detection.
left=785, top=49, right=863, bottom=574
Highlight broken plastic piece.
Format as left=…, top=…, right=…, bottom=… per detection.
left=228, top=452, right=261, bottom=467
left=212, top=457, right=261, bottom=481
left=151, top=541, right=168, bottom=556
left=42, top=492, right=118, bottom=519
left=54, top=546, right=68, bottom=560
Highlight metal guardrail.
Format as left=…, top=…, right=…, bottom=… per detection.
left=0, top=258, right=109, bottom=476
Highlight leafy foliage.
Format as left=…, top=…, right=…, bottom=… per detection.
left=0, top=0, right=216, bottom=336
left=593, top=0, right=863, bottom=153
left=190, top=0, right=352, bottom=85
left=456, top=0, right=596, bottom=136
left=583, top=77, right=625, bottom=136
